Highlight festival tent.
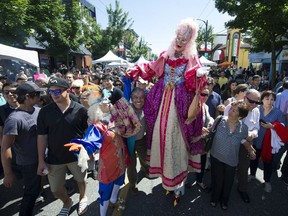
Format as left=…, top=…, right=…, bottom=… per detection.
left=92, top=50, right=126, bottom=64
left=199, top=56, right=217, bottom=66
left=107, top=61, right=133, bottom=67
left=0, top=43, right=39, bottom=68
left=134, top=55, right=150, bottom=64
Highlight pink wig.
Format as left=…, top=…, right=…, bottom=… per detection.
left=164, top=18, right=198, bottom=59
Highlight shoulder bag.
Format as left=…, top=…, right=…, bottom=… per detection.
left=204, top=115, right=223, bottom=152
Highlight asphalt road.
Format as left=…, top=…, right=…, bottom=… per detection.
left=1, top=155, right=288, bottom=216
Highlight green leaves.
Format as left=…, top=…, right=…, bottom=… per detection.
left=214, top=0, right=288, bottom=86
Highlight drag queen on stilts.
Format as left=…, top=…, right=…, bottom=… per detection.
left=126, top=18, right=208, bottom=206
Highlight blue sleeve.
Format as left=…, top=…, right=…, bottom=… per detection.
left=70, top=125, right=102, bottom=156
left=122, top=75, right=133, bottom=101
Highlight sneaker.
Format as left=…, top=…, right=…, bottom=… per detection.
left=248, top=175, right=256, bottom=182
left=264, top=182, right=272, bottom=193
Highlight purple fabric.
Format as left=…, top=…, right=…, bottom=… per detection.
left=175, top=83, right=203, bottom=155
left=144, top=78, right=203, bottom=155
left=143, top=79, right=165, bottom=150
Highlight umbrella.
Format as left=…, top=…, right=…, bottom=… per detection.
left=218, top=61, right=233, bottom=67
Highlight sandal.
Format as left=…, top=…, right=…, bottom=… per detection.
left=57, top=199, right=73, bottom=216
left=116, top=197, right=126, bottom=211
left=78, top=197, right=88, bottom=215
left=165, top=190, right=173, bottom=196
left=173, top=194, right=180, bottom=207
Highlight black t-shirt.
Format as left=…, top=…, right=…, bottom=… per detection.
left=37, top=100, right=88, bottom=164
left=0, top=103, right=15, bottom=127
left=4, top=107, right=40, bottom=165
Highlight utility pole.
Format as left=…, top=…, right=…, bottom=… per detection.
left=196, top=19, right=208, bottom=58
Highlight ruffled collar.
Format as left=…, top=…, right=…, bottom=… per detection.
left=166, top=57, right=188, bottom=67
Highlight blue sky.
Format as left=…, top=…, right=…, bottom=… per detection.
left=91, top=0, right=232, bottom=55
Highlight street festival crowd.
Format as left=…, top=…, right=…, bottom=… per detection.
left=0, top=18, right=288, bottom=216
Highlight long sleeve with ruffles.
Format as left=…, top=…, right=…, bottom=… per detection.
left=126, top=52, right=208, bottom=93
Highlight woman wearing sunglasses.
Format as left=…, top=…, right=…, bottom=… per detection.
left=190, top=87, right=214, bottom=192
left=249, top=90, right=285, bottom=193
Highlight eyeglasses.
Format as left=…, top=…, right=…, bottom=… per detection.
left=246, top=97, right=260, bottom=105
left=115, top=83, right=122, bottom=86
left=48, top=89, right=63, bottom=95
left=3, top=90, right=16, bottom=95
left=200, top=93, right=209, bottom=97
left=72, top=87, right=80, bottom=90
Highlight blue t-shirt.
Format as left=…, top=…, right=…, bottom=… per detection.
left=206, top=91, right=222, bottom=119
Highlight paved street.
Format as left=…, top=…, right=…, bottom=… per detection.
left=1, top=155, right=288, bottom=216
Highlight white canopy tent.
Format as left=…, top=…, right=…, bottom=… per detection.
left=107, top=61, right=133, bottom=68
left=92, top=50, right=126, bottom=64
left=134, top=54, right=149, bottom=64
left=0, top=43, right=39, bottom=68
left=199, top=56, right=217, bottom=66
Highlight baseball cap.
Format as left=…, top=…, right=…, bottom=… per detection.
left=15, top=81, right=46, bottom=95
left=46, top=78, right=70, bottom=89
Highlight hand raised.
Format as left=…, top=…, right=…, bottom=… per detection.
left=64, top=143, right=83, bottom=152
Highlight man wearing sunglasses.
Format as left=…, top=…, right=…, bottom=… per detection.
left=37, top=78, right=89, bottom=216
left=1, top=81, right=45, bottom=215
left=237, top=89, right=260, bottom=203
left=0, top=81, right=19, bottom=177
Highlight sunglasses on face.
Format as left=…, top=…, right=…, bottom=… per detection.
left=246, top=97, right=260, bottom=105
left=48, top=89, right=63, bottom=95
left=200, top=93, right=209, bottom=97
left=3, top=90, right=16, bottom=95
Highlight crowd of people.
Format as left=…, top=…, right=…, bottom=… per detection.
left=0, top=17, right=288, bottom=216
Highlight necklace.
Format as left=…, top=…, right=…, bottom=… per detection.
left=174, top=52, right=183, bottom=58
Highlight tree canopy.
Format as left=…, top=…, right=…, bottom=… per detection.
left=214, top=0, right=288, bottom=86
left=0, top=0, right=154, bottom=67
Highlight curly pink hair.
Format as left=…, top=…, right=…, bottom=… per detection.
left=164, top=18, right=198, bottom=59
